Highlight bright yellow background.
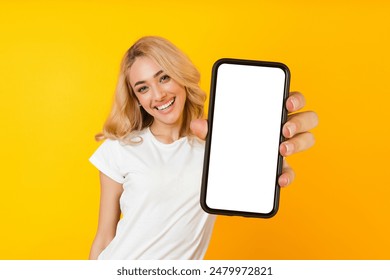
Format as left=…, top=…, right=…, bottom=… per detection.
left=0, top=0, right=389, bottom=259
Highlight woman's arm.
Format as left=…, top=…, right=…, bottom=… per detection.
left=89, top=172, right=123, bottom=260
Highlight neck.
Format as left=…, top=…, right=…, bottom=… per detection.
left=150, top=122, right=183, bottom=144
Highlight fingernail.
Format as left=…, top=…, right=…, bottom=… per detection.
left=290, top=97, right=298, bottom=110
left=285, top=123, right=296, bottom=137
left=284, top=142, right=294, bottom=155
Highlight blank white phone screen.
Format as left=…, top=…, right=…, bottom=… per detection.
left=206, top=63, right=286, bottom=214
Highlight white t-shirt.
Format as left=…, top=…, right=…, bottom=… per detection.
left=89, top=128, right=216, bottom=259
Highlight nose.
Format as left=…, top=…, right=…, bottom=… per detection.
left=152, top=84, right=167, bottom=101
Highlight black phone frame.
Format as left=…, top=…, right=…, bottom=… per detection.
left=200, top=58, right=290, bottom=218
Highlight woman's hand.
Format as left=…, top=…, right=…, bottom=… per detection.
left=190, top=91, right=318, bottom=187
left=278, top=91, right=318, bottom=186
left=190, top=119, right=208, bottom=140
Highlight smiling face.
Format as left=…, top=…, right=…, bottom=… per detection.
left=129, top=56, right=187, bottom=134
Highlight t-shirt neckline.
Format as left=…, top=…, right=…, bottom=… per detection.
left=146, top=127, right=187, bottom=148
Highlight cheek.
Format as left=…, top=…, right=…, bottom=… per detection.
left=166, top=82, right=186, bottom=99
left=178, top=87, right=187, bottom=103
left=134, top=93, right=148, bottom=105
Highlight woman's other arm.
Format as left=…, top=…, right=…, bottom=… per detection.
left=89, top=172, right=123, bottom=259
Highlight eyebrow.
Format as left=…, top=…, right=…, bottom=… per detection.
left=133, top=70, right=164, bottom=87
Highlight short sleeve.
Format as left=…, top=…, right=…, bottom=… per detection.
left=89, top=139, right=125, bottom=184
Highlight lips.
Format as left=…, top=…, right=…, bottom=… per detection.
left=154, top=97, right=176, bottom=111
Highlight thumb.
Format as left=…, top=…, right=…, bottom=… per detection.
left=190, top=119, right=208, bottom=140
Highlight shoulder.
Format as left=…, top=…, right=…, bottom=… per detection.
left=183, top=137, right=205, bottom=159
left=97, top=138, right=124, bottom=153
left=90, top=139, right=124, bottom=164
left=100, top=128, right=149, bottom=149
left=188, top=136, right=205, bottom=150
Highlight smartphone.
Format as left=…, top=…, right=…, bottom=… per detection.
left=201, top=58, right=290, bottom=218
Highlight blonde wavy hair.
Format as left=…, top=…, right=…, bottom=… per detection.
left=96, top=36, right=206, bottom=144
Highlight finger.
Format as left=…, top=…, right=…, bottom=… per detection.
left=278, top=159, right=295, bottom=187
left=190, top=119, right=208, bottom=140
left=283, top=111, right=319, bottom=138
left=280, top=132, right=316, bottom=156
left=286, top=91, right=306, bottom=112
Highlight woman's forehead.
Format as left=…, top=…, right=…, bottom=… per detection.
left=129, top=57, right=162, bottom=85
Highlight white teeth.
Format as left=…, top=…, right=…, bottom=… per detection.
left=156, top=98, right=175, bottom=110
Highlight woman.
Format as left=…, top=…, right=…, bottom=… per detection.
left=89, top=36, right=318, bottom=259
